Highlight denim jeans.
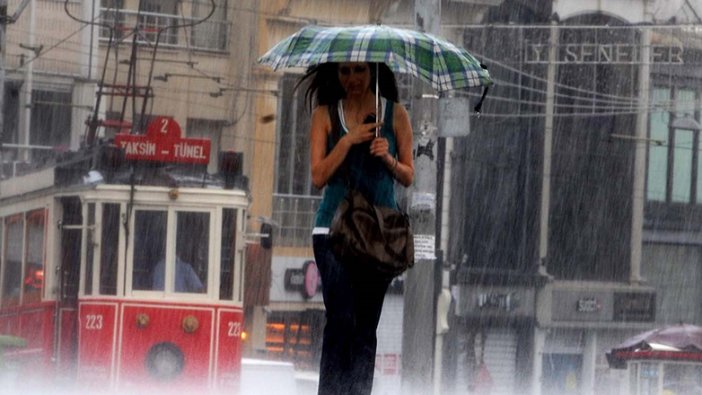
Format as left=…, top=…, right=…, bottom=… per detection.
left=313, top=234, right=392, bottom=395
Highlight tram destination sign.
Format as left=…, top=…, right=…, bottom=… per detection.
left=114, top=117, right=211, bottom=164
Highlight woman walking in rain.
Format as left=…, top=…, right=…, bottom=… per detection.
left=301, top=61, right=414, bottom=395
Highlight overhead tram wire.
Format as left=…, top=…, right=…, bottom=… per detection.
left=9, top=12, right=701, bottom=149
left=5, top=24, right=641, bottom=110
left=458, top=88, right=675, bottom=113
left=6, top=47, right=676, bottom=116
left=7, top=36, right=690, bottom=119
left=2, top=50, right=277, bottom=114
left=482, top=76, right=640, bottom=106
left=0, top=6, right=272, bottom=149
left=473, top=51, right=644, bottom=104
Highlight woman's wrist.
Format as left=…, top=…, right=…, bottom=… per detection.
left=385, top=154, right=398, bottom=173
left=339, top=134, right=353, bottom=150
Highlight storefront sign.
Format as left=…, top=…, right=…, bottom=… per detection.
left=613, top=292, right=656, bottom=322
left=576, top=297, right=601, bottom=313
left=525, top=42, right=684, bottom=64
left=477, top=291, right=520, bottom=312
left=284, top=260, right=321, bottom=299
left=114, top=117, right=211, bottom=164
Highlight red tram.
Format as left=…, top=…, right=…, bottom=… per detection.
left=0, top=117, right=249, bottom=394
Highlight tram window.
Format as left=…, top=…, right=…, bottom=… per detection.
left=85, top=204, right=95, bottom=295
left=1, top=215, right=23, bottom=308
left=171, top=211, right=208, bottom=294
left=23, top=210, right=45, bottom=304
left=60, top=197, right=82, bottom=304
left=99, top=204, right=120, bottom=295
left=133, top=210, right=167, bottom=291
left=219, top=209, right=236, bottom=300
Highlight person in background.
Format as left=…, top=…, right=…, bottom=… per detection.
left=22, top=263, right=44, bottom=304
left=300, top=61, right=414, bottom=395
left=152, top=255, right=204, bottom=293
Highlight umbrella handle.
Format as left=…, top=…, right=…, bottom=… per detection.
left=375, top=63, right=380, bottom=138
left=474, top=86, right=490, bottom=114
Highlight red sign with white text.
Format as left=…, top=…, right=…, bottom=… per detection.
left=114, top=117, right=211, bottom=164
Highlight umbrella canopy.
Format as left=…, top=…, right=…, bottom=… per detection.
left=257, top=24, right=492, bottom=92
left=607, top=323, right=702, bottom=369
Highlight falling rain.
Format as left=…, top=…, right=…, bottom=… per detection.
left=2, top=1, right=702, bottom=395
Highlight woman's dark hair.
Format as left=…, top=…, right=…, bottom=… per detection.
left=295, top=62, right=399, bottom=111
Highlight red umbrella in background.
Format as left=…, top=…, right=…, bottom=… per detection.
left=607, top=323, right=702, bottom=369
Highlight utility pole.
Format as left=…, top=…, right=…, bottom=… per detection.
left=0, top=0, right=31, bottom=175
left=533, top=19, right=558, bottom=395
left=0, top=0, right=7, bottom=176
left=18, top=0, right=34, bottom=162
left=630, top=7, right=653, bottom=284
left=402, top=0, right=440, bottom=394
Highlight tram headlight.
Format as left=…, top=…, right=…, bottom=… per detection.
left=136, top=313, right=150, bottom=328
left=182, top=315, right=199, bottom=333
left=145, top=342, right=184, bottom=381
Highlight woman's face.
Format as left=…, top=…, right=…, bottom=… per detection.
left=337, top=62, right=371, bottom=97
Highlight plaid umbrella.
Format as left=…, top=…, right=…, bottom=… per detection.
left=258, top=24, right=492, bottom=92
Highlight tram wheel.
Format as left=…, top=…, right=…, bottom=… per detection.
left=145, top=342, right=185, bottom=380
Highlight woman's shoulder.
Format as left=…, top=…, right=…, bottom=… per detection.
left=391, top=101, right=409, bottom=118
left=311, top=105, right=332, bottom=131
left=314, top=104, right=337, bottom=119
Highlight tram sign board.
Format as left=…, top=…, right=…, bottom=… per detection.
left=114, top=117, right=211, bottom=164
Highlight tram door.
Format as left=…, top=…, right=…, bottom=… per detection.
left=56, top=197, right=82, bottom=373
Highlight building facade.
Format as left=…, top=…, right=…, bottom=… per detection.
left=447, top=1, right=702, bottom=394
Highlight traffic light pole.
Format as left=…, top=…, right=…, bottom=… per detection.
left=401, top=0, right=441, bottom=394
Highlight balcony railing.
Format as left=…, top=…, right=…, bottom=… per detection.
left=98, top=8, right=230, bottom=52
left=272, top=194, right=322, bottom=248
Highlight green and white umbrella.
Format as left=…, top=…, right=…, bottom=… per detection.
left=258, top=24, right=493, bottom=92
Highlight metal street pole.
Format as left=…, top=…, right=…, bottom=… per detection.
left=402, top=0, right=441, bottom=394
left=630, top=16, right=652, bottom=284
left=0, top=0, right=6, bottom=180
left=533, top=19, right=558, bottom=395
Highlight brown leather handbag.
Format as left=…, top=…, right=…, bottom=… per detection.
left=329, top=189, right=414, bottom=278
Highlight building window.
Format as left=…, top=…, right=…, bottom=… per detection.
left=191, top=0, right=229, bottom=51
left=30, top=89, right=72, bottom=163
left=265, top=310, right=324, bottom=370
left=647, top=86, right=702, bottom=203
left=272, top=75, right=321, bottom=247
left=100, top=0, right=126, bottom=41
left=276, top=74, right=316, bottom=197
left=138, top=0, right=178, bottom=45
left=186, top=118, right=224, bottom=173
left=1, top=87, right=71, bottom=167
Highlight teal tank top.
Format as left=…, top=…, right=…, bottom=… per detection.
left=314, top=99, right=398, bottom=228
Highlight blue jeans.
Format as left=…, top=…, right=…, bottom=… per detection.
left=313, top=234, right=392, bottom=395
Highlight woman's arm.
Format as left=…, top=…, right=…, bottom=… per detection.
left=386, top=103, right=414, bottom=187
left=310, top=105, right=380, bottom=189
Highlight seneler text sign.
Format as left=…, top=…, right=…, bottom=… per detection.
left=525, top=42, right=684, bottom=65
left=114, top=117, right=211, bottom=164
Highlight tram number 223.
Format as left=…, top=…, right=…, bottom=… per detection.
left=227, top=321, right=242, bottom=337
left=85, top=314, right=104, bottom=330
